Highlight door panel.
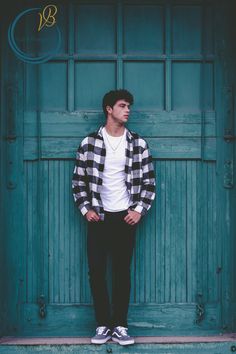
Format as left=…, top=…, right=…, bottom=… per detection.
left=22, top=159, right=220, bottom=335
left=20, top=0, right=221, bottom=335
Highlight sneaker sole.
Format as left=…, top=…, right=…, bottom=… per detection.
left=91, top=336, right=111, bottom=344
left=112, top=336, right=135, bottom=345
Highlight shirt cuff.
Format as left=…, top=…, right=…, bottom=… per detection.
left=81, top=203, right=92, bottom=216
left=133, top=204, right=145, bottom=215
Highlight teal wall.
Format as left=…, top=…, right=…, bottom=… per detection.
left=0, top=13, right=5, bottom=338
left=1, top=0, right=236, bottom=338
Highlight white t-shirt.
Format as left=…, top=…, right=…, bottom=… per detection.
left=100, top=127, right=132, bottom=212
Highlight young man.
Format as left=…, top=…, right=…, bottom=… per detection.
left=72, top=89, right=156, bottom=346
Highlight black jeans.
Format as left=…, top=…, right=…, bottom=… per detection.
left=87, top=209, right=137, bottom=329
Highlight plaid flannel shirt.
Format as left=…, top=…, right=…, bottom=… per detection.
left=72, top=124, right=156, bottom=221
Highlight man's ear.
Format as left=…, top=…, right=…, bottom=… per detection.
left=106, top=105, right=112, bottom=114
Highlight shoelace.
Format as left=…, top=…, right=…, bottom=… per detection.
left=97, top=326, right=107, bottom=335
left=116, top=326, right=128, bottom=336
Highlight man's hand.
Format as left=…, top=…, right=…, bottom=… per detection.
left=86, top=210, right=100, bottom=222
left=124, top=209, right=141, bottom=225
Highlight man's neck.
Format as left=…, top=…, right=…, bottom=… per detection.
left=104, top=122, right=125, bottom=137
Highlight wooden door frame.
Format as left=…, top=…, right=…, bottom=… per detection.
left=218, top=0, right=236, bottom=332
left=214, top=0, right=236, bottom=332
left=0, top=2, right=26, bottom=336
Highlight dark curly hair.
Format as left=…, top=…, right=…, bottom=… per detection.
left=102, top=89, right=134, bottom=118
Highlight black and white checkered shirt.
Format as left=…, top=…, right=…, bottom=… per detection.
left=72, top=124, right=156, bottom=221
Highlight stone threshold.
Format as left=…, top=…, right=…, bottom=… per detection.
left=1, top=334, right=236, bottom=345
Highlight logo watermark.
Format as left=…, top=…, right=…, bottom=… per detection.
left=38, top=4, right=57, bottom=31
left=8, top=4, right=61, bottom=64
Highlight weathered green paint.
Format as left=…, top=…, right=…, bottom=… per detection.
left=1, top=0, right=236, bottom=343
left=23, top=111, right=217, bottom=159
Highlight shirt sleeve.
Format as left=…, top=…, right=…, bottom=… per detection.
left=133, top=141, right=156, bottom=216
left=72, top=143, right=91, bottom=216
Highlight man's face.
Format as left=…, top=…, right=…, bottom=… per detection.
left=106, top=99, right=130, bottom=124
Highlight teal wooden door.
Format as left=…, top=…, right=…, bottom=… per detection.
left=2, top=0, right=235, bottom=336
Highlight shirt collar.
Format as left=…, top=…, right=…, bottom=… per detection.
left=96, top=124, right=134, bottom=143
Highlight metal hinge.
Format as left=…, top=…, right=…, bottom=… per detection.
left=196, top=293, right=205, bottom=324
left=6, top=135, right=17, bottom=141
left=196, top=303, right=205, bottom=324
left=38, top=294, right=47, bottom=319
left=223, top=133, right=236, bottom=142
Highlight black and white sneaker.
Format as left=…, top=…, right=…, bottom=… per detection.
left=91, top=326, right=111, bottom=344
left=111, top=326, right=135, bottom=345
